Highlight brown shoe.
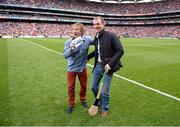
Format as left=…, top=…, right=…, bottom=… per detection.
left=101, top=112, right=108, bottom=117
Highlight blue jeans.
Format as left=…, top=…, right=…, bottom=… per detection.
left=91, top=63, right=113, bottom=112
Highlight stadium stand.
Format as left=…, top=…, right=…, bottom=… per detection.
left=0, top=0, right=179, bottom=38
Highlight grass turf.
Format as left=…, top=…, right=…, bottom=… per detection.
left=0, top=38, right=179, bottom=125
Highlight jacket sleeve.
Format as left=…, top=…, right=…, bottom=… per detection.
left=85, top=36, right=94, bottom=45
left=108, top=34, right=124, bottom=67
left=89, top=37, right=95, bottom=45
left=86, top=36, right=95, bottom=61
left=87, top=51, right=95, bottom=61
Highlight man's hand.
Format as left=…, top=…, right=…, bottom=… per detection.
left=70, top=36, right=83, bottom=50
left=105, top=64, right=111, bottom=73
left=70, top=43, right=76, bottom=50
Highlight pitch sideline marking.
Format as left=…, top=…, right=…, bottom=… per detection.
left=21, top=38, right=180, bottom=102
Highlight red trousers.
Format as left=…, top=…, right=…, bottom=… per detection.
left=67, top=68, right=87, bottom=107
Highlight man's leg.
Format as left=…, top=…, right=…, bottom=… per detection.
left=78, top=68, right=87, bottom=103
left=101, top=73, right=113, bottom=117
left=67, top=72, right=76, bottom=112
left=91, top=63, right=104, bottom=97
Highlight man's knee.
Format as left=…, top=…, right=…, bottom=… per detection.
left=101, top=88, right=109, bottom=97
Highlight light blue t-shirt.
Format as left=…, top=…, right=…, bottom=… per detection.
left=64, top=36, right=93, bottom=72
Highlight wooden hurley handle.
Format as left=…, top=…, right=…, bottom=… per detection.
left=95, top=73, right=106, bottom=99
left=96, top=83, right=103, bottom=99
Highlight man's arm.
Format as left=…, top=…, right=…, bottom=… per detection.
left=88, top=36, right=94, bottom=45
left=87, top=51, right=95, bottom=61
left=107, top=34, right=124, bottom=67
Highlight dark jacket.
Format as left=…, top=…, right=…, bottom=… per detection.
left=87, top=29, right=124, bottom=74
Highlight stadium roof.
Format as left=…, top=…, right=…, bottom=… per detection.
left=85, top=0, right=164, bottom=3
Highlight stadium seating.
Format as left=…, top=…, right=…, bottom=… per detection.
left=0, top=0, right=179, bottom=38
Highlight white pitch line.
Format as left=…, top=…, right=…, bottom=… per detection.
left=21, top=39, right=63, bottom=55
left=21, top=38, right=180, bottom=102
left=114, top=74, right=180, bottom=101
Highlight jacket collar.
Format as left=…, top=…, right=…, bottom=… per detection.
left=95, top=29, right=105, bottom=38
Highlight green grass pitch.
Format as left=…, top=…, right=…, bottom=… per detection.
left=0, top=37, right=180, bottom=125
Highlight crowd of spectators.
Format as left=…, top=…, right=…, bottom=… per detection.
left=111, top=25, right=179, bottom=38
left=1, top=12, right=178, bottom=25
left=0, top=0, right=179, bottom=38
left=0, top=22, right=72, bottom=37
left=1, top=22, right=179, bottom=38
left=1, top=0, right=179, bottom=14
left=0, top=13, right=91, bottom=22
